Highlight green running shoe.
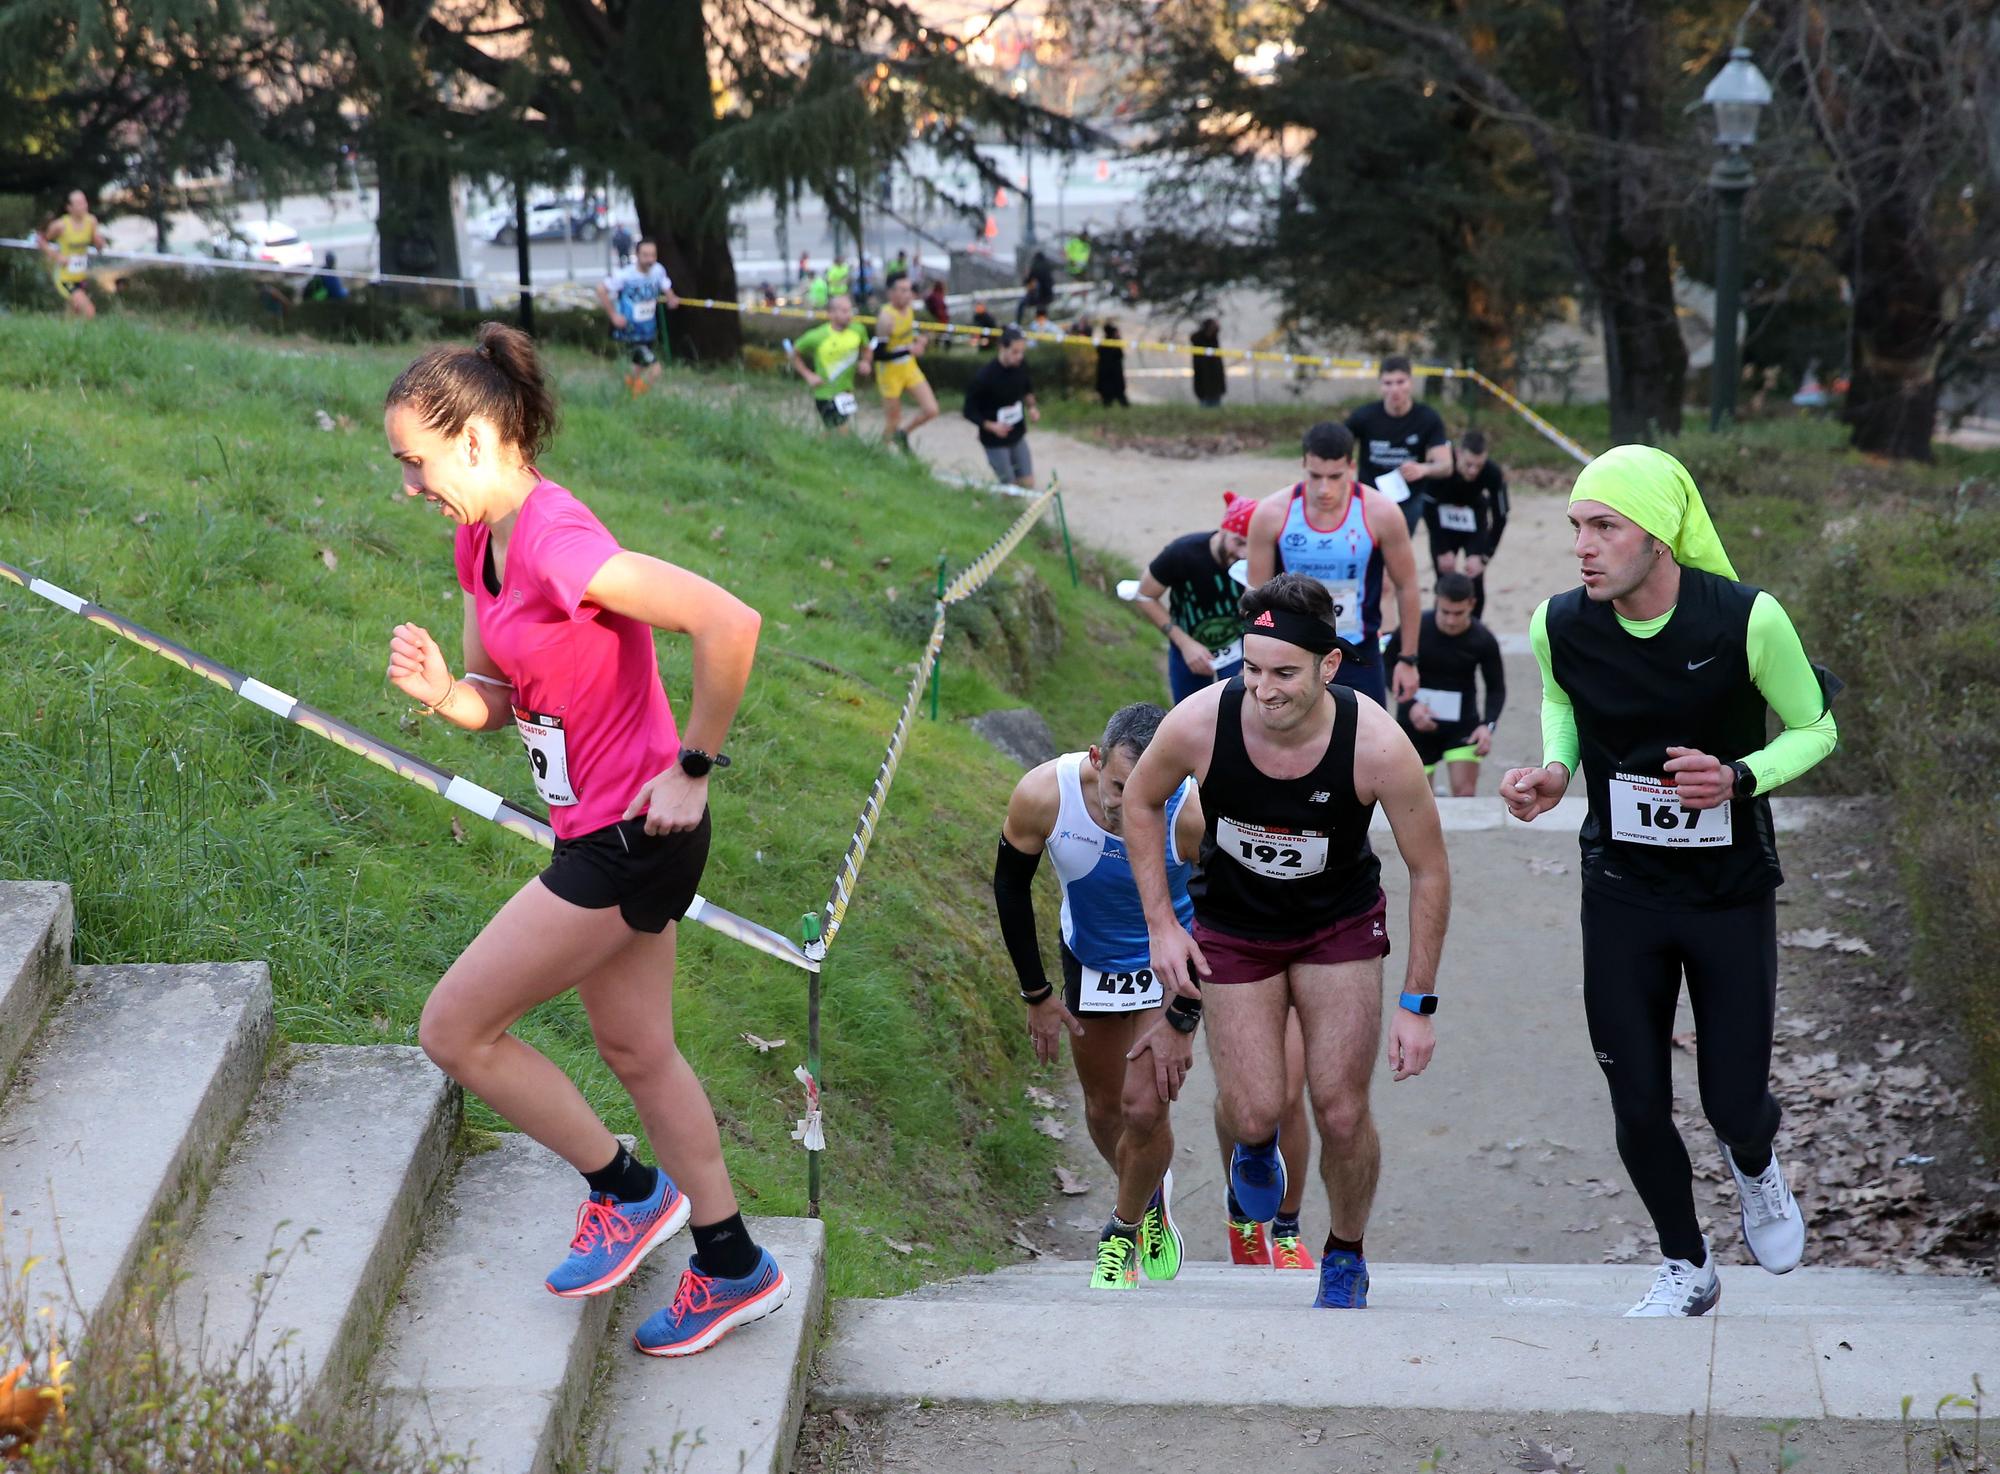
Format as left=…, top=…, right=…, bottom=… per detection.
left=1090, top=1229, right=1138, bottom=1290
left=1138, top=1167, right=1184, bottom=1282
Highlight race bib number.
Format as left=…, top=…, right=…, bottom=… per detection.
left=65, top=254, right=88, bottom=276
left=1081, top=964, right=1164, bottom=1014
left=997, top=402, right=1025, bottom=427
left=833, top=391, right=857, bottom=416
left=1377, top=467, right=1411, bottom=505
left=514, top=708, right=577, bottom=807
left=1438, top=503, right=1477, bottom=533
left=1325, top=581, right=1363, bottom=644
left=629, top=298, right=657, bottom=324
left=1207, top=637, right=1243, bottom=669
left=1608, top=773, right=1732, bottom=848
left=1415, top=687, right=1464, bottom=723
left=1216, top=817, right=1329, bottom=879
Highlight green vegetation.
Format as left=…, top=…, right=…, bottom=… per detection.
left=0, top=312, right=1162, bottom=1298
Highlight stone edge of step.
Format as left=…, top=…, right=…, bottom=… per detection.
left=0, top=881, right=74, bottom=1093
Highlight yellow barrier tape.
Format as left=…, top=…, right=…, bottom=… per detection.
left=814, top=478, right=1063, bottom=957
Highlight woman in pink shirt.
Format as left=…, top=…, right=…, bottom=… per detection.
left=382, top=323, right=788, bottom=1358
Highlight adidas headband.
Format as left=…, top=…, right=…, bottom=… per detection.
left=1243, top=606, right=1342, bottom=655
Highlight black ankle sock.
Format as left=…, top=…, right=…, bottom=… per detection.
left=1102, top=1214, right=1139, bottom=1242
left=1324, top=1232, right=1363, bottom=1258
left=691, top=1211, right=761, bottom=1280
left=1272, top=1212, right=1301, bottom=1239
left=1731, top=1142, right=1773, bottom=1176
left=583, top=1145, right=658, bottom=1204
left=1226, top=1185, right=1248, bottom=1222
left=1667, top=1238, right=1708, bottom=1268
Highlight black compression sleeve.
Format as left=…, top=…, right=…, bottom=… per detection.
left=1485, top=471, right=1510, bottom=556
left=993, top=835, right=1049, bottom=994
left=1479, top=629, right=1507, bottom=727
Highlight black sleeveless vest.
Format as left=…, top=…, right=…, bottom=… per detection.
left=1193, top=679, right=1381, bottom=938
left=1545, top=568, right=1782, bottom=909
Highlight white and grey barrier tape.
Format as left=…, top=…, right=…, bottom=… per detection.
left=0, top=553, right=817, bottom=973
left=4, top=241, right=1593, bottom=467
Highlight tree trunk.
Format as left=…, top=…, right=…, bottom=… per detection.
left=1573, top=0, right=1685, bottom=440
left=628, top=0, right=741, bottom=364
left=372, top=0, right=466, bottom=309
left=1843, top=194, right=1942, bottom=460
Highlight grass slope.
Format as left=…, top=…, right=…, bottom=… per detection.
left=0, top=313, right=1160, bottom=1296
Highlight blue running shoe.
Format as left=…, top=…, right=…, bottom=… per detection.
left=545, top=1169, right=689, bottom=1299
left=1314, top=1249, right=1370, bottom=1309
left=634, top=1249, right=792, bottom=1357
left=1229, top=1130, right=1286, bottom=1224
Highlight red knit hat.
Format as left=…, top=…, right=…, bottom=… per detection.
left=1220, top=492, right=1257, bottom=536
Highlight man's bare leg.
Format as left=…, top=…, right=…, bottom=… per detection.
left=1291, top=957, right=1386, bottom=1242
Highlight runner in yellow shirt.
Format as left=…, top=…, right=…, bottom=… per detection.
left=873, top=271, right=940, bottom=453
left=40, top=190, right=107, bottom=319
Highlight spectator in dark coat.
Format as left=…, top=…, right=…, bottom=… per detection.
left=1096, top=319, right=1130, bottom=407
left=1191, top=318, right=1226, bottom=407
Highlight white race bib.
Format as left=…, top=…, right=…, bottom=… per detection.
left=514, top=708, right=577, bottom=807
left=1324, top=581, right=1363, bottom=644
left=1438, top=503, right=1477, bottom=533
left=1216, top=817, right=1329, bottom=879
left=1415, top=687, right=1464, bottom=723
left=1207, top=637, right=1244, bottom=669
left=1377, top=467, right=1411, bottom=505
left=1080, top=964, right=1164, bottom=1014
left=833, top=391, right=858, bottom=416
left=65, top=254, right=88, bottom=276
left=1608, top=773, right=1732, bottom=848
left=997, top=402, right=1025, bottom=427
left=629, top=298, right=657, bottom=324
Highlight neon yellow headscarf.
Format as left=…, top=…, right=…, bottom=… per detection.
left=1569, top=444, right=1737, bottom=580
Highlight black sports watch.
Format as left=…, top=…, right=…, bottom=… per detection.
left=1165, top=1000, right=1202, bottom=1035
left=1729, top=760, right=1756, bottom=798
left=1396, top=653, right=1420, bottom=666
left=677, top=746, right=731, bottom=779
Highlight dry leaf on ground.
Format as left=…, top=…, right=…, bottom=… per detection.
left=1033, top=1114, right=1068, bottom=1141
left=1054, top=1167, right=1090, bottom=1196
left=741, top=1032, right=787, bottom=1052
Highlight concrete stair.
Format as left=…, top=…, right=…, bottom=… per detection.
left=822, top=1259, right=1999, bottom=1423
left=0, top=881, right=827, bottom=1473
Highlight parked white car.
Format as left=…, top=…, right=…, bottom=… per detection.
left=208, top=220, right=317, bottom=270
left=473, top=199, right=602, bottom=245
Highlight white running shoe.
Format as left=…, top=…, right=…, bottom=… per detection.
left=1624, top=1240, right=1721, bottom=1318
left=1726, top=1145, right=1806, bottom=1274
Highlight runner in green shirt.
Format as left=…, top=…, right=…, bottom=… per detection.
left=786, top=293, right=873, bottom=433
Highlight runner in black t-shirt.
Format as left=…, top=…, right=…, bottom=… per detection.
left=1124, top=573, right=1451, bottom=1311
left=1423, top=429, right=1510, bottom=618
left=1344, top=355, right=1451, bottom=540
left=962, top=325, right=1039, bottom=487
left=1135, top=493, right=1254, bottom=703
left=1382, top=573, right=1504, bottom=796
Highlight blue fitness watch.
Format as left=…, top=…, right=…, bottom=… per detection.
left=1398, top=991, right=1439, bottom=1016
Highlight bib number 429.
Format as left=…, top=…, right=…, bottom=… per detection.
left=1080, top=964, right=1163, bottom=1013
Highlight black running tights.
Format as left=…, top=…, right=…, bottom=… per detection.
left=1580, top=888, right=1782, bottom=1263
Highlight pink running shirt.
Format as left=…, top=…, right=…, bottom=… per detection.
left=454, top=479, right=680, bottom=841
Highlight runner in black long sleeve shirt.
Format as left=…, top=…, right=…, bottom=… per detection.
left=1423, top=430, right=1509, bottom=619
left=1381, top=572, right=1505, bottom=797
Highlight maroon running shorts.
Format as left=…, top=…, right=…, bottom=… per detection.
left=1192, top=889, right=1391, bottom=985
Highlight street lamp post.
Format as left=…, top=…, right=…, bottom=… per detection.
left=1702, top=45, right=1772, bottom=431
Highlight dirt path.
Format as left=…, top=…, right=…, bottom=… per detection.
left=905, top=417, right=1582, bottom=639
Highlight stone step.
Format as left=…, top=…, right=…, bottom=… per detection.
left=587, top=1216, right=827, bottom=1474
left=906, top=1261, right=1998, bottom=1317
left=0, top=881, right=73, bottom=1091
left=0, top=962, right=273, bottom=1333
left=820, top=1289, right=1999, bottom=1422
left=372, top=1134, right=615, bottom=1474
left=168, top=1044, right=458, bottom=1411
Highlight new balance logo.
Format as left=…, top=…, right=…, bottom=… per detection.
left=1308, top=790, right=1331, bottom=803
left=1252, top=610, right=1276, bottom=628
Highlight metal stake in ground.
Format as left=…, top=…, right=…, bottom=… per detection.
left=0, top=553, right=817, bottom=974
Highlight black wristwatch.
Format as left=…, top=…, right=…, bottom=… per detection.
left=678, top=746, right=731, bottom=779
left=1165, top=1000, right=1201, bottom=1035
left=1396, top=653, right=1420, bottom=666
left=1729, top=760, right=1757, bottom=798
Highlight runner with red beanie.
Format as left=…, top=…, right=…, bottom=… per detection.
left=1133, top=493, right=1257, bottom=704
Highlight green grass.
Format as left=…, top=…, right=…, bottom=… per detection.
left=0, top=312, right=1163, bottom=1297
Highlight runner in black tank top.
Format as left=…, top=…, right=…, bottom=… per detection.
left=1194, top=679, right=1380, bottom=937
left=1504, top=447, right=1839, bottom=1320
left=1123, top=573, right=1452, bottom=1312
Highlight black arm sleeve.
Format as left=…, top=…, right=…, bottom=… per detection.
left=1484, top=469, right=1510, bottom=556
left=1479, top=629, right=1507, bottom=728
left=993, top=835, right=1049, bottom=994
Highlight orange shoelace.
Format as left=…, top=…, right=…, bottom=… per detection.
left=569, top=1198, right=639, bottom=1255
left=669, top=1269, right=719, bottom=1323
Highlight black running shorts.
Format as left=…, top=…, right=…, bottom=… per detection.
left=538, top=810, right=710, bottom=934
